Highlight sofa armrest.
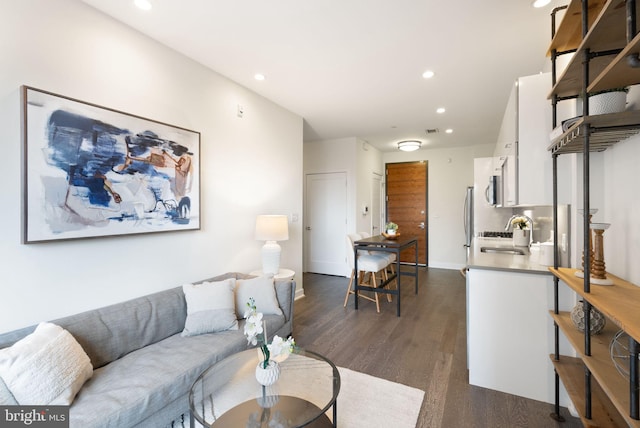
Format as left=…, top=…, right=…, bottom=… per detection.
left=274, top=280, right=295, bottom=325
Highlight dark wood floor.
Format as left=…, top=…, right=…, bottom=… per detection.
left=292, top=268, right=582, bottom=428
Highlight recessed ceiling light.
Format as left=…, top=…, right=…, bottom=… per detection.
left=134, top=0, right=152, bottom=11
left=422, top=70, right=435, bottom=79
left=445, top=129, right=453, bottom=134
left=532, top=0, right=551, bottom=7
left=254, top=74, right=265, bottom=81
left=436, top=107, right=446, bottom=114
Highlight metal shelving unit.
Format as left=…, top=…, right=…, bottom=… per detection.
left=548, top=0, right=640, bottom=426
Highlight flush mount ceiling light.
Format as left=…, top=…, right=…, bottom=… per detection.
left=422, top=70, right=435, bottom=79
left=134, top=0, right=152, bottom=10
left=532, top=0, right=551, bottom=7
left=398, top=140, right=421, bottom=152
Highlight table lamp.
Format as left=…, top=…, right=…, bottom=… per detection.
left=255, top=215, right=289, bottom=275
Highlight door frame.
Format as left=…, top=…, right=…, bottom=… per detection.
left=371, top=172, right=384, bottom=236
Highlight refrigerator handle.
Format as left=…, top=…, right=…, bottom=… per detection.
left=464, top=187, right=473, bottom=247
left=464, top=192, right=469, bottom=238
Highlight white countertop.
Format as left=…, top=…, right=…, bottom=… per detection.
left=467, top=237, right=552, bottom=275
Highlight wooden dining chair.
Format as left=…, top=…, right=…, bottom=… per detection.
left=344, top=233, right=391, bottom=312
left=358, top=231, right=397, bottom=302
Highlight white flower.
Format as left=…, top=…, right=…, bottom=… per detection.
left=267, top=335, right=295, bottom=358
left=244, top=298, right=296, bottom=366
left=243, top=312, right=263, bottom=345
left=511, top=216, right=530, bottom=230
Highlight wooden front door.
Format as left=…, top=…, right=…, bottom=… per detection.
left=385, top=162, right=428, bottom=265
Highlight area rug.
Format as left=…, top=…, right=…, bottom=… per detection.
left=335, top=367, right=424, bottom=428
left=181, top=363, right=424, bottom=428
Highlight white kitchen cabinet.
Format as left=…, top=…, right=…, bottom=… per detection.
left=496, top=73, right=572, bottom=206
left=466, top=267, right=573, bottom=404
left=517, top=73, right=553, bottom=206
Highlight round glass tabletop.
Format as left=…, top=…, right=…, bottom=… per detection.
left=189, top=348, right=340, bottom=427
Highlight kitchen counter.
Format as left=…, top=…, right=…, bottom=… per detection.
left=466, top=237, right=574, bottom=405
left=466, top=237, right=552, bottom=275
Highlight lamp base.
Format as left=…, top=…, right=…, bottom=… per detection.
left=262, top=241, right=281, bottom=275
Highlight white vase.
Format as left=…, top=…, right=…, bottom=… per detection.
left=513, top=229, right=530, bottom=247
left=255, top=360, right=280, bottom=386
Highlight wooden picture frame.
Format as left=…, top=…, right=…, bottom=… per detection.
left=22, top=86, right=201, bottom=243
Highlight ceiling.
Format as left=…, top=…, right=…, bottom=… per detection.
left=80, top=0, right=566, bottom=152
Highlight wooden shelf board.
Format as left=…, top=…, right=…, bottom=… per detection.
left=548, top=0, right=639, bottom=99
left=547, top=110, right=640, bottom=154
left=581, top=0, right=631, bottom=53
left=551, top=268, right=640, bottom=343
left=550, top=55, right=614, bottom=99
left=590, top=31, right=640, bottom=93
left=551, top=355, right=628, bottom=427
left=548, top=0, right=608, bottom=55
left=551, top=311, right=639, bottom=426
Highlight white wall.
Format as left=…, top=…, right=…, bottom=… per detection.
left=0, top=0, right=303, bottom=332
left=601, top=135, right=640, bottom=284
left=356, top=139, right=384, bottom=234
left=303, top=137, right=383, bottom=276
left=384, top=144, right=495, bottom=269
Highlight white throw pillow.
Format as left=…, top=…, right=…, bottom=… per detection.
left=0, top=322, right=93, bottom=405
left=181, top=279, right=238, bottom=337
left=235, top=276, right=283, bottom=318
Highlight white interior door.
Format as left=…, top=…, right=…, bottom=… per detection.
left=371, top=173, right=383, bottom=236
left=304, top=172, right=347, bottom=276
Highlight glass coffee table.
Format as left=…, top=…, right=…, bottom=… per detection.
left=189, top=348, right=340, bottom=427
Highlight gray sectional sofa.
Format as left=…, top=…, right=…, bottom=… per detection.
left=0, top=272, right=295, bottom=428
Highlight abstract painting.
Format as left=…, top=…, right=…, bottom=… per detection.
left=22, top=86, right=200, bottom=243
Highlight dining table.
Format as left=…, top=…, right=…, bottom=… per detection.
left=353, top=234, right=419, bottom=316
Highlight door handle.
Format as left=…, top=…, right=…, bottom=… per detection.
left=305, top=226, right=311, bottom=230
left=418, top=222, right=425, bottom=230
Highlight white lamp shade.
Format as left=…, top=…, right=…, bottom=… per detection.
left=255, top=215, right=289, bottom=241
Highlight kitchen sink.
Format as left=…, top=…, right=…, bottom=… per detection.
left=480, top=246, right=526, bottom=255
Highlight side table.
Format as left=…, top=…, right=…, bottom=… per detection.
left=250, top=268, right=295, bottom=282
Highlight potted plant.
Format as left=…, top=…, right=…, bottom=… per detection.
left=244, top=298, right=295, bottom=386
left=508, top=215, right=532, bottom=247
left=385, top=222, right=398, bottom=235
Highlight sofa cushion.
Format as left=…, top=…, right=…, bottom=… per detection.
left=0, top=322, right=93, bottom=405
left=181, top=279, right=238, bottom=337
left=234, top=276, right=283, bottom=318
left=53, top=287, right=188, bottom=369
left=69, top=315, right=284, bottom=428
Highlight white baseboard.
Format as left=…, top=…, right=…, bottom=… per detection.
left=427, top=261, right=466, bottom=270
